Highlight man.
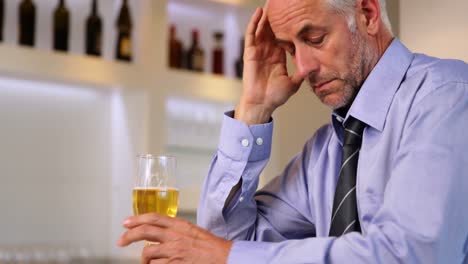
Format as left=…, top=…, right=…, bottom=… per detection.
left=118, top=0, right=468, bottom=263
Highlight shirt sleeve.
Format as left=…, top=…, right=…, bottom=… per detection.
left=197, top=110, right=317, bottom=242
left=228, top=82, right=468, bottom=263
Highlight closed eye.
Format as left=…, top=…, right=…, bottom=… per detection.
left=304, top=35, right=325, bottom=46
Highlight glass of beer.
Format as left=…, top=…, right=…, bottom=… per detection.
left=133, top=155, right=179, bottom=244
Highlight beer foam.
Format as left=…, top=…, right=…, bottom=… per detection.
left=133, top=187, right=179, bottom=191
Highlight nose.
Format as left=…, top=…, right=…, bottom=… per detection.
left=294, top=44, right=320, bottom=79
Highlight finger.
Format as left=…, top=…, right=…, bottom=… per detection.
left=123, top=213, right=179, bottom=229
left=118, top=224, right=169, bottom=246
left=255, top=3, right=269, bottom=38
left=245, top=7, right=263, bottom=47
left=149, top=260, right=168, bottom=264
left=141, top=244, right=170, bottom=264
left=123, top=213, right=202, bottom=239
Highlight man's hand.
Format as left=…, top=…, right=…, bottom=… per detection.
left=117, top=213, right=233, bottom=264
left=236, top=6, right=304, bottom=125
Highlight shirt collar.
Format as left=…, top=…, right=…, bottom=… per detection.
left=333, top=38, right=414, bottom=132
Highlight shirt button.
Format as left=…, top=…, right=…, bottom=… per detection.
left=241, top=139, right=250, bottom=147
left=239, top=196, right=244, bottom=202
left=256, top=137, right=264, bottom=146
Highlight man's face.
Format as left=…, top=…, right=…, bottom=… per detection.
left=267, top=0, right=376, bottom=110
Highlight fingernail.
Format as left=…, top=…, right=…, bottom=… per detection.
left=123, top=219, right=131, bottom=226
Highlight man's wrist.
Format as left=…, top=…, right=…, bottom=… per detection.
left=234, top=103, right=273, bottom=125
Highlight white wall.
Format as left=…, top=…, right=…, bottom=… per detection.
left=400, top=0, right=468, bottom=62
left=0, top=78, right=111, bottom=254
left=0, top=0, right=149, bottom=259
left=0, top=78, right=148, bottom=259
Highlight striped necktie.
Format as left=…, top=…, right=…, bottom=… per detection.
left=329, top=116, right=366, bottom=236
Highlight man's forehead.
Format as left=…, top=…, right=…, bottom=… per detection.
left=266, top=0, right=327, bottom=22
left=266, top=0, right=330, bottom=35
left=266, top=0, right=322, bottom=12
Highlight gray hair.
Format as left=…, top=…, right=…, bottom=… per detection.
left=325, top=0, right=393, bottom=35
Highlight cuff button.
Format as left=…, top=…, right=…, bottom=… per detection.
left=256, top=137, right=264, bottom=146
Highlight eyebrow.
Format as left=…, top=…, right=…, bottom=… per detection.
left=274, top=24, right=326, bottom=44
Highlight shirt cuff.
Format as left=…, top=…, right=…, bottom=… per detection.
left=218, top=111, right=273, bottom=162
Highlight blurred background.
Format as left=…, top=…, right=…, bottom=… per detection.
left=0, top=0, right=466, bottom=263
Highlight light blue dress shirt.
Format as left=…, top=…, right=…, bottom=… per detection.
left=197, top=39, right=468, bottom=263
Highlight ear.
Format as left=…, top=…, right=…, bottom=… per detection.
left=358, top=0, right=381, bottom=35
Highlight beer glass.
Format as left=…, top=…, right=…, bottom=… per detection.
left=133, top=155, right=179, bottom=244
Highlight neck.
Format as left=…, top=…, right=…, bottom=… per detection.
left=373, top=28, right=394, bottom=58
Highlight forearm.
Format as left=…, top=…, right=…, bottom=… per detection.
left=197, top=151, right=269, bottom=240
left=197, top=111, right=273, bottom=239
left=227, top=222, right=453, bottom=264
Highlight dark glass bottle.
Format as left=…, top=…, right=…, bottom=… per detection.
left=115, top=0, right=132, bottom=62
left=235, top=38, right=245, bottom=79
left=53, top=0, right=70, bottom=52
left=186, top=29, right=204, bottom=72
left=86, top=0, right=102, bottom=56
left=18, top=0, right=36, bottom=46
left=212, top=32, right=224, bottom=75
left=168, top=25, right=183, bottom=69
left=0, top=0, right=4, bottom=42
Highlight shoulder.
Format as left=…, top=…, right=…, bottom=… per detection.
left=404, top=54, right=468, bottom=105
left=407, top=53, right=468, bottom=83
left=401, top=55, right=468, bottom=129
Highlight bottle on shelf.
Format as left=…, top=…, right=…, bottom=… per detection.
left=18, top=0, right=36, bottom=47
left=186, top=29, right=204, bottom=72
left=0, top=0, right=4, bottom=42
left=85, top=0, right=102, bottom=56
left=53, top=0, right=70, bottom=52
left=212, top=32, right=224, bottom=75
left=235, top=38, right=245, bottom=79
left=168, top=24, right=183, bottom=69
left=115, top=0, right=133, bottom=62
